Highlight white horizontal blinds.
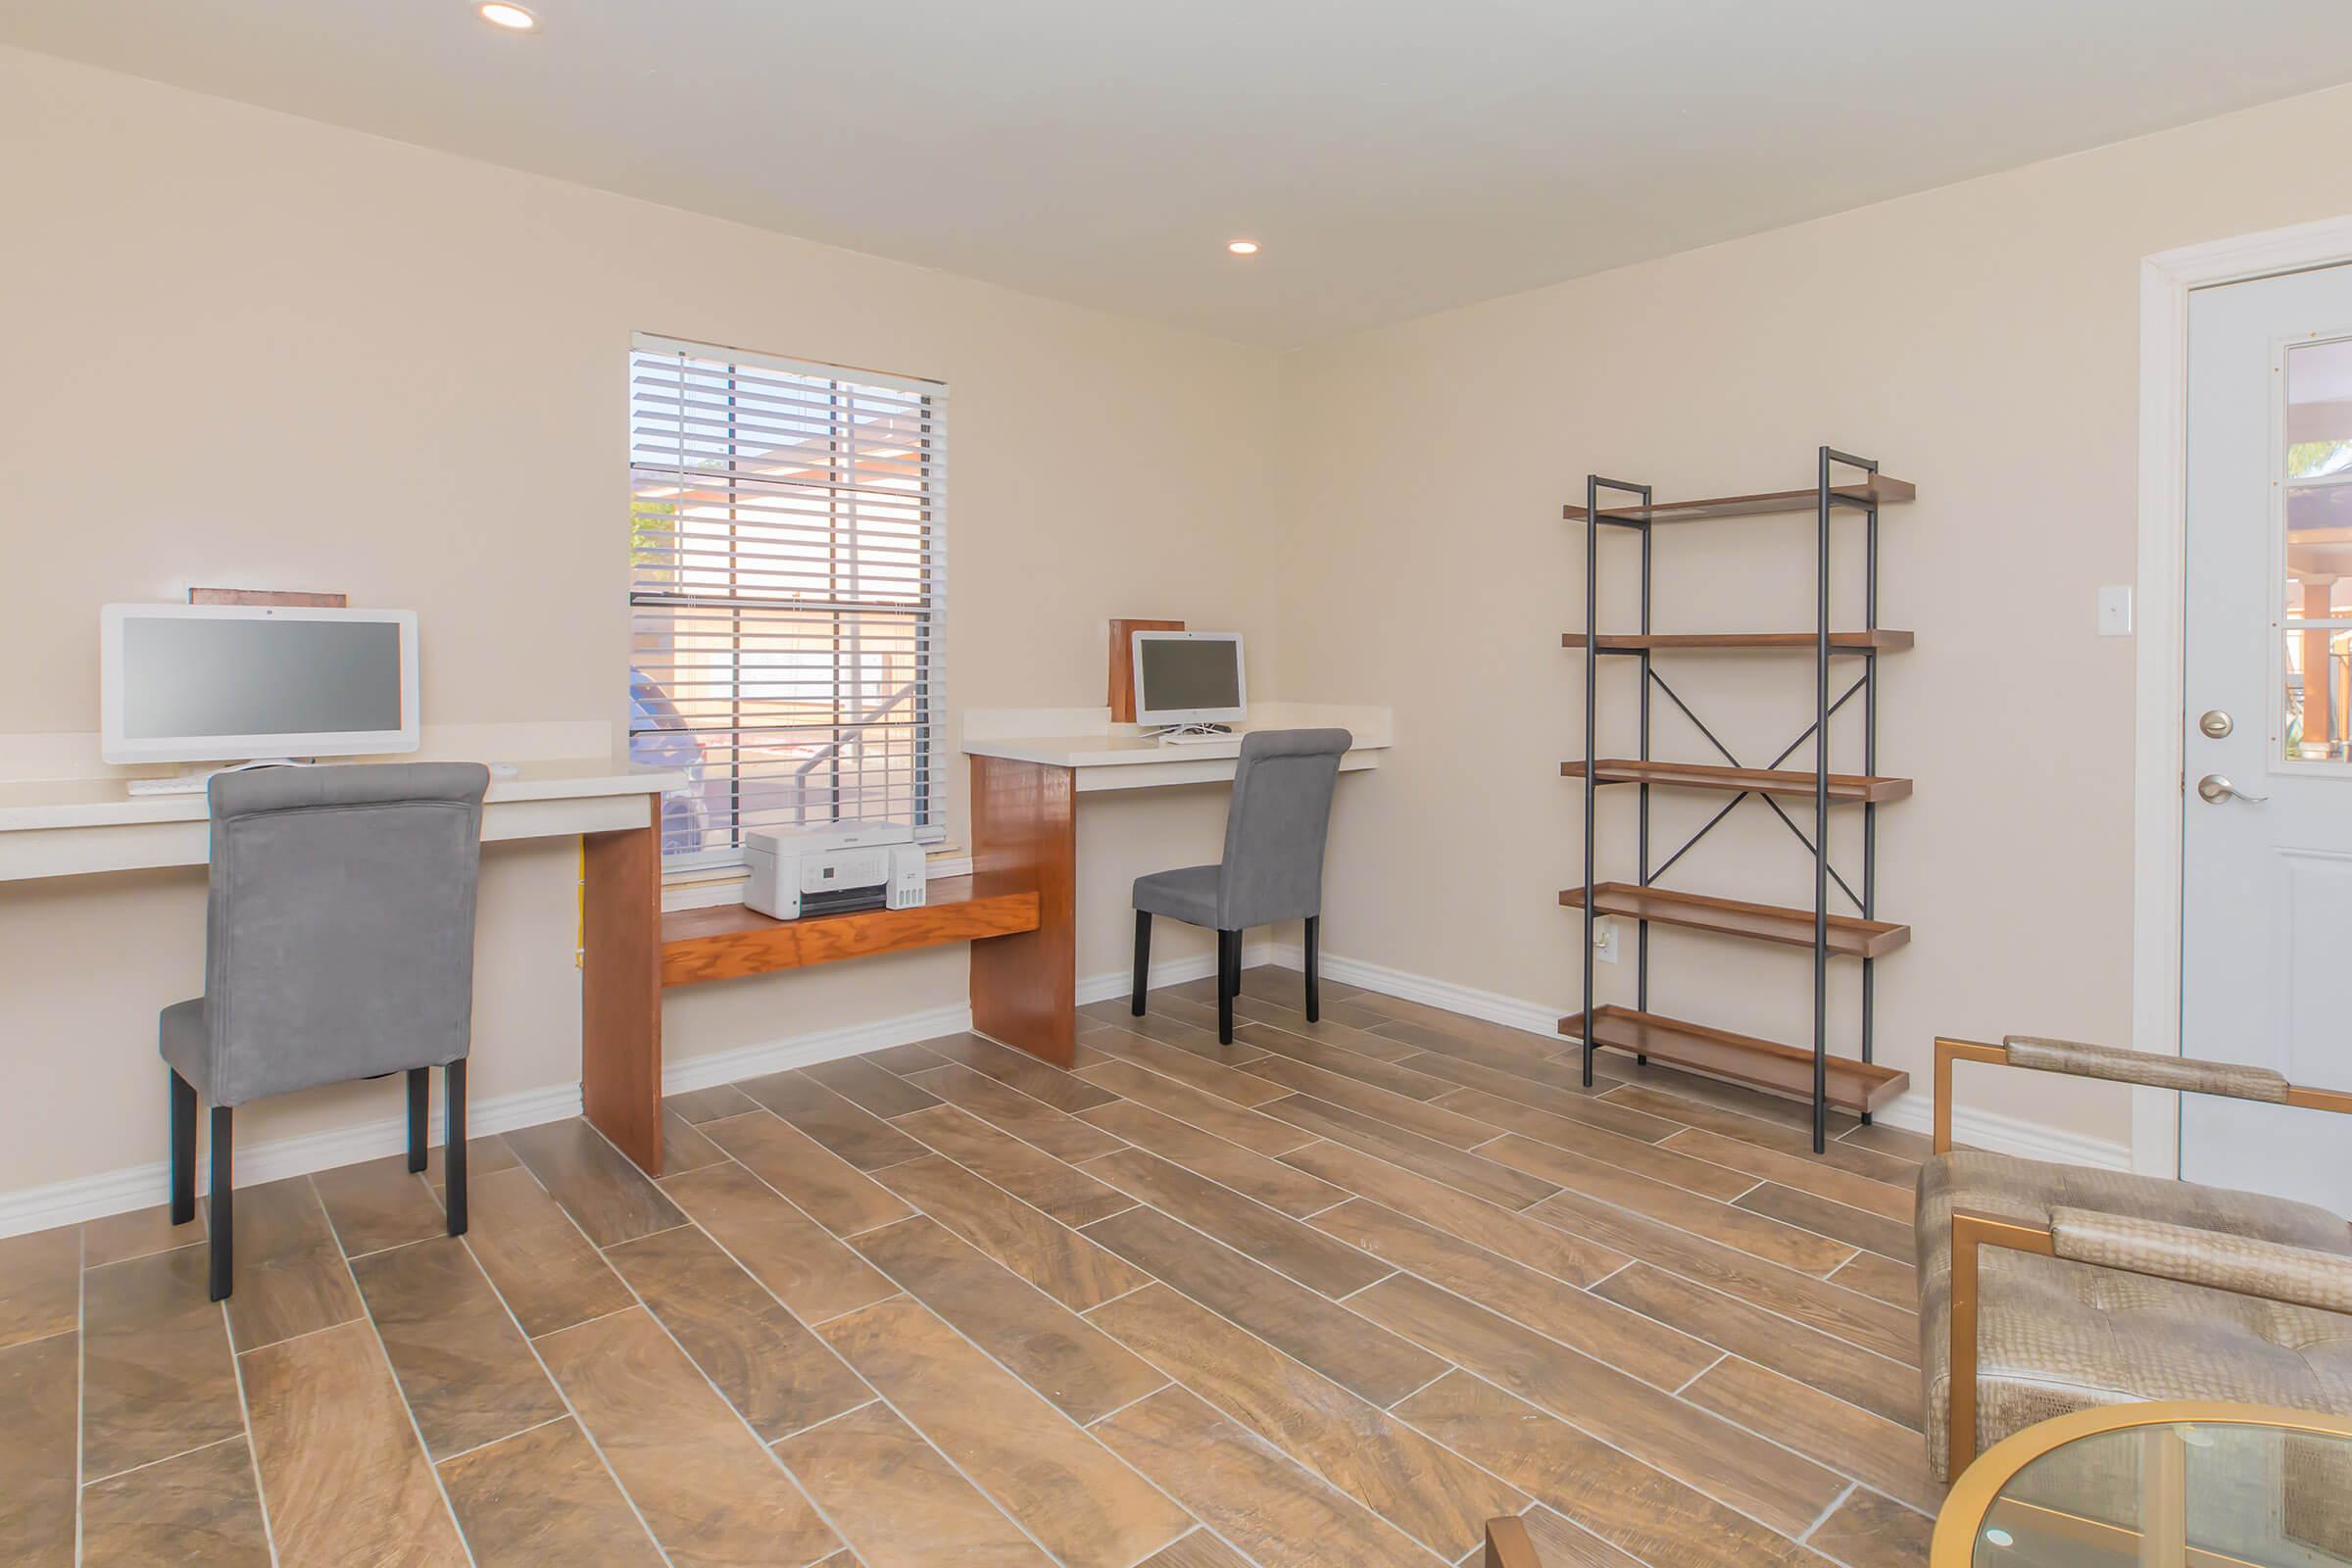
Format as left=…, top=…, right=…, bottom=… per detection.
left=628, top=334, right=947, bottom=869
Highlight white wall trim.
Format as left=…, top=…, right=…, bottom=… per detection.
left=1871, top=1094, right=2131, bottom=1171
left=2132, top=212, right=2352, bottom=1179
left=1272, top=943, right=1565, bottom=1039
left=13, top=914, right=2149, bottom=1240
left=1269, top=942, right=2131, bottom=1170
left=658, top=1002, right=981, bottom=1096
left=0, top=1080, right=584, bottom=1239
left=0, top=938, right=1282, bottom=1240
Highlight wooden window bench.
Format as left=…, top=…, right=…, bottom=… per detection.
left=661, top=876, right=1041, bottom=987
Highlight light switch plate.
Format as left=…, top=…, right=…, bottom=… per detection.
left=2098, top=585, right=2133, bottom=636
left=1593, top=917, right=1619, bottom=964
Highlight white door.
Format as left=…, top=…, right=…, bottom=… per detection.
left=2180, top=263, right=2352, bottom=1214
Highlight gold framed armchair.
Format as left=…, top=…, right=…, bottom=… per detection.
left=1924, top=1035, right=2352, bottom=1481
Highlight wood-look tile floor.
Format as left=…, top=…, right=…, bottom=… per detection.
left=0, top=969, right=1943, bottom=1568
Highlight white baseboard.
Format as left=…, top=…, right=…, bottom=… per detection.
left=1262, top=942, right=2134, bottom=1171
left=660, top=1002, right=979, bottom=1096
left=8, top=936, right=2125, bottom=1240
left=1870, top=1096, right=2132, bottom=1171
left=0, top=1081, right=584, bottom=1240
left=0, top=940, right=1284, bottom=1240
left=1265, top=942, right=1565, bottom=1040
left=1073, top=939, right=1283, bottom=1007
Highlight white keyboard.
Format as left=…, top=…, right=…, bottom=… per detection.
left=1155, top=729, right=1240, bottom=748
left=125, top=773, right=221, bottom=797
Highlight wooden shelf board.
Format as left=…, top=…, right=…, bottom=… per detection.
left=1558, top=1005, right=1909, bottom=1113
left=1560, top=760, right=1913, bottom=804
left=1562, top=630, right=1913, bottom=654
left=662, top=875, right=1039, bottom=987
left=1560, top=882, right=1910, bottom=959
left=1563, top=475, right=1915, bottom=525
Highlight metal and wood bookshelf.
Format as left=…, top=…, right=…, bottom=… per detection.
left=1560, top=448, right=1914, bottom=1150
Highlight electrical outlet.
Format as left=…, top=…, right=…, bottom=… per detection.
left=1593, top=917, right=1620, bottom=964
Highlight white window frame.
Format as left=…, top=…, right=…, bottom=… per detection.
left=628, top=332, right=948, bottom=873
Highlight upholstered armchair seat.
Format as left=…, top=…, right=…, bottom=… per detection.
left=1918, top=1149, right=2352, bottom=1478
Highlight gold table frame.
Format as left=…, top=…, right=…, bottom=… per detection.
left=1932, top=1401, right=2352, bottom=1567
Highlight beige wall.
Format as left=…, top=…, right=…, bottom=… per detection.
left=1271, top=80, right=2352, bottom=1149
left=0, top=45, right=1278, bottom=1200
left=13, top=38, right=2352, bottom=1209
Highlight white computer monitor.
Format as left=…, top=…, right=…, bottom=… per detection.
left=1132, top=630, right=1248, bottom=726
left=100, top=603, right=421, bottom=765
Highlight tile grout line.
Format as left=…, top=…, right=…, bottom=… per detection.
left=1212, top=1008, right=1919, bottom=1369
left=760, top=1396, right=881, bottom=1449
left=797, top=1179, right=1224, bottom=1563
left=311, top=1172, right=485, bottom=1568
left=1329, top=1266, right=1400, bottom=1304
left=1076, top=1278, right=1159, bottom=1318
left=455, top=1251, right=680, bottom=1568
left=583, top=1110, right=1112, bottom=1568
left=1656, top=1127, right=1919, bottom=1210
left=148, top=981, right=1925, bottom=1568
left=428, top=1411, right=570, bottom=1470
left=73, top=1218, right=85, bottom=1565
left=1073, top=1257, right=1528, bottom=1566
left=78, top=1430, right=246, bottom=1489
left=1077, top=1376, right=1177, bottom=1431
left=1526, top=1196, right=1915, bottom=1370
left=1523, top=1171, right=1905, bottom=1318
left=861, top=1028, right=1535, bottom=1563
left=1055, top=1166, right=1553, bottom=1544
left=799, top=1294, right=906, bottom=1332
left=1373, top=1360, right=1457, bottom=1414
left=1795, top=1480, right=1861, bottom=1543
left=1583, top=1256, right=1637, bottom=1292
left=1191, top=1084, right=1936, bottom=1528
left=222, top=1293, right=284, bottom=1568
left=1069, top=1147, right=1398, bottom=1285
left=456, top=1131, right=713, bottom=1565
left=1074, top=1156, right=1395, bottom=1304
left=1672, top=1350, right=1732, bottom=1396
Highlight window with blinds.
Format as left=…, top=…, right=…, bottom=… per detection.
left=628, top=334, right=947, bottom=870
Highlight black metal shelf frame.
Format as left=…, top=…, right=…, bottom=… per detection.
left=1571, top=446, right=1889, bottom=1151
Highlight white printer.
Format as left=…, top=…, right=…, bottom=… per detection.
left=743, top=822, right=927, bottom=920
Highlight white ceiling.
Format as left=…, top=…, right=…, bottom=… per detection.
left=9, top=0, right=2351, bottom=347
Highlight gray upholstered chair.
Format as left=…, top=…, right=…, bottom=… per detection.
left=1922, top=1035, right=2352, bottom=1482
left=164, top=762, right=491, bottom=1300
left=1130, top=727, right=1350, bottom=1044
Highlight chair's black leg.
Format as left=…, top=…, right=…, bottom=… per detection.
left=406, top=1066, right=429, bottom=1174
left=1217, top=929, right=1238, bottom=1044
left=208, top=1104, right=233, bottom=1302
left=1304, top=915, right=1321, bottom=1023
left=1131, top=911, right=1152, bottom=1016
left=169, top=1070, right=196, bottom=1226
left=445, top=1058, right=467, bottom=1237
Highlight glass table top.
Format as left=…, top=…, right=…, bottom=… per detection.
left=1971, top=1416, right=2352, bottom=1566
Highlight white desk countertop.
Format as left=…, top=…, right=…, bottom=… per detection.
left=0, top=758, right=687, bottom=881
left=0, top=758, right=685, bottom=834
left=960, top=704, right=1391, bottom=792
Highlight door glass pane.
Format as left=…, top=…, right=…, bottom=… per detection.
left=2282, top=336, right=2352, bottom=760
left=2284, top=629, right=2352, bottom=760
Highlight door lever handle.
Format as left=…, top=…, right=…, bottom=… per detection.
left=2196, top=773, right=2269, bottom=805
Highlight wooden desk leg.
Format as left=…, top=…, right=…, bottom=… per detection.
left=582, top=820, right=663, bottom=1173
left=969, top=756, right=1076, bottom=1067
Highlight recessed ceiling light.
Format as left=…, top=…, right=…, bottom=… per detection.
left=1227, top=239, right=1260, bottom=256
left=478, top=3, right=538, bottom=30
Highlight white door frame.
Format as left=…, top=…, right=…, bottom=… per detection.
left=2132, top=213, right=2352, bottom=1177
